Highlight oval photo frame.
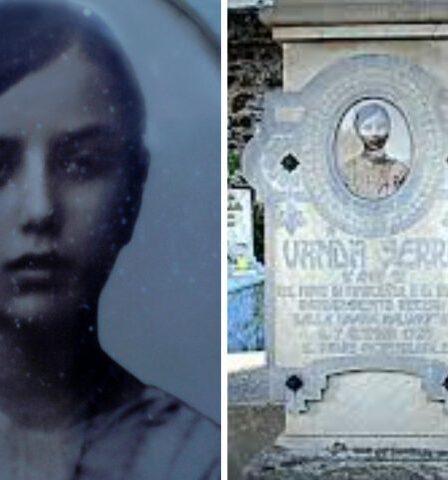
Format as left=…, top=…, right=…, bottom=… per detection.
left=335, top=98, right=413, bottom=202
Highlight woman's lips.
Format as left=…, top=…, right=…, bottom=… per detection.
left=4, top=253, right=71, bottom=293
left=4, top=252, right=70, bottom=271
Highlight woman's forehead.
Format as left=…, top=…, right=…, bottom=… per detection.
left=0, top=45, right=126, bottom=138
left=361, top=114, right=387, bottom=124
left=357, top=106, right=389, bottom=126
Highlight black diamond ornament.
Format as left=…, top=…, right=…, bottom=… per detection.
left=443, top=376, right=448, bottom=390
left=281, top=154, right=299, bottom=173
left=285, top=375, right=303, bottom=393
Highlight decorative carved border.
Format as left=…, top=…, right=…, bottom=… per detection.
left=270, top=356, right=448, bottom=413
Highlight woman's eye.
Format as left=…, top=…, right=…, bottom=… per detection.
left=64, top=155, right=90, bottom=175
left=52, top=135, right=128, bottom=181
left=53, top=143, right=113, bottom=181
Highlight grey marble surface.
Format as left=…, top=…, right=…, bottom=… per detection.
left=229, top=366, right=270, bottom=405
left=245, top=447, right=448, bottom=480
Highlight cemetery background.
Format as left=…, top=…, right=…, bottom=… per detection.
left=228, top=0, right=282, bottom=352
left=227, top=2, right=285, bottom=479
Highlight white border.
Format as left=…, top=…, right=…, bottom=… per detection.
left=221, top=0, right=228, bottom=478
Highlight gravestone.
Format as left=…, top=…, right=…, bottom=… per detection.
left=242, top=0, right=448, bottom=473
left=228, top=187, right=256, bottom=270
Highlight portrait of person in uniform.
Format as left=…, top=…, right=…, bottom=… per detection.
left=340, top=102, right=410, bottom=200
left=0, top=2, right=220, bottom=479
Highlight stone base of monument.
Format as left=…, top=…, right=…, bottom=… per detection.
left=244, top=445, right=448, bottom=480
left=284, top=371, right=448, bottom=440
left=244, top=371, right=448, bottom=478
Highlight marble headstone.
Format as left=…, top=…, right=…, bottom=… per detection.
left=243, top=0, right=448, bottom=457
left=228, top=188, right=255, bottom=269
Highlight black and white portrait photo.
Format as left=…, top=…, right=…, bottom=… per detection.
left=0, top=1, right=220, bottom=478
left=337, top=100, right=411, bottom=200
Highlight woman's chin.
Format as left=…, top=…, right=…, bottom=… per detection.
left=2, top=293, right=79, bottom=327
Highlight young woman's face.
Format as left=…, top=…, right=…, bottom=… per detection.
left=357, top=110, right=390, bottom=151
left=0, top=46, right=137, bottom=326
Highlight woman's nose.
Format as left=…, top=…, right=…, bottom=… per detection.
left=19, top=145, right=59, bottom=235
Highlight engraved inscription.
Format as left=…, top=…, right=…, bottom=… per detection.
left=277, top=233, right=448, bottom=357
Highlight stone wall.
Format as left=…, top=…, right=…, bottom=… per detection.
left=228, top=8, right=282, bottom=164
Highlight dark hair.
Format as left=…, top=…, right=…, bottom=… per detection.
left=0, top=1, right=146, bottom=140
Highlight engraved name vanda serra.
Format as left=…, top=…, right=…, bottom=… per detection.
left=282, top=237, right=448, bottom=270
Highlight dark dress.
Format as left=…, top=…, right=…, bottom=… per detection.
left=0, top=360, right=220, bottom=480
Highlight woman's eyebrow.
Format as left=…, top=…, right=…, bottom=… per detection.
left=53, top=125, right=120, bottom=145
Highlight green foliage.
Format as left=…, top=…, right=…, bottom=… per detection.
left=228, top=151, right=241, bottom=177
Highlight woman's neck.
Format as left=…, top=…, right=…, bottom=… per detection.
left=364, top=146, right=387, bottom=162
left=0, top=308, right=118, bottom=430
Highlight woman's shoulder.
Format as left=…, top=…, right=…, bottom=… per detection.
left=83, top=383, right=220, bottom=479
left=137, top=387, right=220, bottom=478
